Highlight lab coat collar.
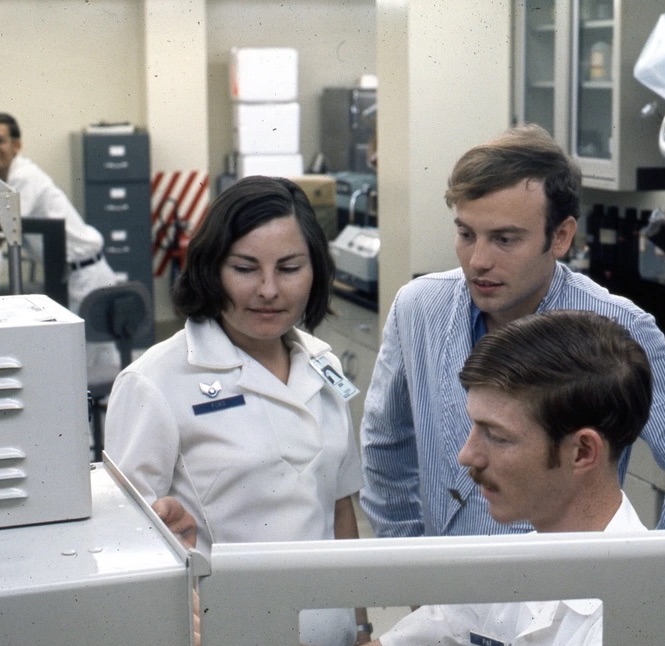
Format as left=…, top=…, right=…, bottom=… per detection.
left=235, top=328, right=334, bottom=408
left=184, top=318, right=334, bottom=406
left=283, top=327, right=335, bottom=359
left=184, top=318, right=333, bottom=369
left=283, top=330, right=328, bottom=405
left=185, top=317, right=244, bottom=370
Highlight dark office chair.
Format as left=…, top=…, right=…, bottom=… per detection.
left=78, top=281, right=153, bottom=461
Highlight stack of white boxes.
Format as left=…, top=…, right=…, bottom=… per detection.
left=230, top=47, right=304, bottom=178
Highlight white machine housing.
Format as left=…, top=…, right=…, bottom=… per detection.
left=330, top=224, right=380, bottom=293
left=200, top=531, right=665, bottom=645
left=0, top=293, right=199, bottom=646
left=0, top=294, right=91, bottom=527
left=0, top=460, right=197, bottom=646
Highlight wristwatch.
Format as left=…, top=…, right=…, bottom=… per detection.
left=356, top=623, right=374, bottom=635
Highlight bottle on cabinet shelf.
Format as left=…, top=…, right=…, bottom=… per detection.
left=589, top=41, right=612, bottom=81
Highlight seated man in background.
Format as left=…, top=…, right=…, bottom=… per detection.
left=369, top=309, right=652, bottom=646
left=0, top=112, right=118, bottom=367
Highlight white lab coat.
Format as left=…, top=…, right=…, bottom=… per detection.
left=105, top=318, right=364, bottom=646
left=380, top=493, right=647, bottom=646
left=7, top=154, right=104, bottom=263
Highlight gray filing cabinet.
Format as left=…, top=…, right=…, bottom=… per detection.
left=316, top=295, right=379, bottom=446
left=80, top=132, right=154, bottom=347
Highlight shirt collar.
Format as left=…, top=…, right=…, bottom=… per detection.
left=538, top=262, right=567, bottom=312
left=185, top=318, right=333, bottom=369
left=524, top=492, right=646, bottom=619
left=469, top=300, right=487, bottom=346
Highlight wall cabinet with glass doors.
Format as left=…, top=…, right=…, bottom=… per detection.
left=513, top=0, right=665, bottom=191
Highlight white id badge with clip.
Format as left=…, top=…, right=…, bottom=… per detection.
left=310, top=356, right=359, bottom=401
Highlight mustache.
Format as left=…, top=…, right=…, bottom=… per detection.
left=468, top=467, right=483, bottom=485
left=468, top=467, right=496, bottom=491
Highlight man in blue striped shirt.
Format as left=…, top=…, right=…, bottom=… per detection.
left=360, top=124, right=665, bottom=537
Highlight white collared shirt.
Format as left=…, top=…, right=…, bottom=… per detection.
left=105, top=319, right=363, bottom=551
left=381, top=493, right=647, bottom=646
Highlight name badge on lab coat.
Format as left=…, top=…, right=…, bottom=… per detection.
left=309, top=356, right=359, bottom=402
left=192, top=394, right=246, bottom=416
left=470, top=632, right=505, bottom=646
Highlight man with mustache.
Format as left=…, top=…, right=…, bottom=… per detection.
left=368, top=309, right=651, bottom=645
left=360, top=124, right=665, bottom=540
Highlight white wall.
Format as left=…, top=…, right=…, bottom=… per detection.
left=0, top=0, right=146, bottom=194
left=144, top=0, right=209, bottom=173
left=376, top=0, right=512, bottom=325
left=143, top=0, right=209, bottom=320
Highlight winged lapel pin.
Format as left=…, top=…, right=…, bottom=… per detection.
left=200, top=380, right=222, bottom=398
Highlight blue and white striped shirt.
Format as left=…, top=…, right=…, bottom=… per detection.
left=360, top=263, right=665, bottom=537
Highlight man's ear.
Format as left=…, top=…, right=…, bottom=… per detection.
left=571, top=428, right=604, bottom=472
left=552, top=215, right=577, bottom=258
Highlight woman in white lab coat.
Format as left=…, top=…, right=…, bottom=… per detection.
left=105, top=176, right=370, bottom=646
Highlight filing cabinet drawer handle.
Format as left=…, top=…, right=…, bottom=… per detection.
left=106, top=245, right=131, bottom=254
left=103, top=161, right=129, bottom=170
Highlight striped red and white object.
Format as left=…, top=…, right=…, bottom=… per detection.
left=151, top=170, right=210, bottom=277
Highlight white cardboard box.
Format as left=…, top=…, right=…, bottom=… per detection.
left=233, top=102, right=300, bottom=154
left=237, top=153, right=304, bottom=178
left=230, top=47, right=298, bottom=102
